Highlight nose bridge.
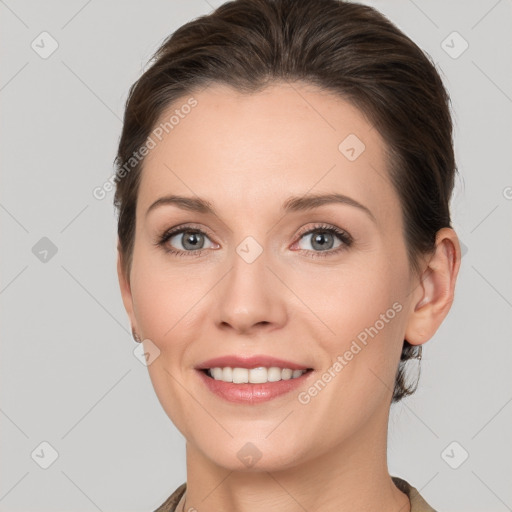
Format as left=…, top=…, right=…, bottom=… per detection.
left=214, top=232, right=287, bottom=333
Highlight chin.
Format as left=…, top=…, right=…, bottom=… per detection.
left=193, top=434, right=309, bottom=473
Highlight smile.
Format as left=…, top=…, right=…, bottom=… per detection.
left=194, top=354, right=314, bottom=403
left=205, top=366, right=308, bottom=383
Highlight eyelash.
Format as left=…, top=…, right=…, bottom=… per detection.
left=155, top=223, right=353, bottom=259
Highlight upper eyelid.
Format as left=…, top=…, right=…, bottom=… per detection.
left=162, top=223, right=216, bottom=241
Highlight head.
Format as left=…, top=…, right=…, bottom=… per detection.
left=114, top=0, right=460, bottom=471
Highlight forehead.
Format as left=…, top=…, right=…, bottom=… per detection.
left=138, top=81, right=398, bottom=222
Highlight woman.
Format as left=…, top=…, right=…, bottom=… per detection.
left=114, top=0, right=461, bottom=510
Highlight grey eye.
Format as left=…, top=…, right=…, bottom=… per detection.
left=169, top=230, right=214, bottom=251
left=298, top=230, right=342, bottom=251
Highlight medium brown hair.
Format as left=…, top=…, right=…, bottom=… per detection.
left=113, top=0, right=456, bottom=402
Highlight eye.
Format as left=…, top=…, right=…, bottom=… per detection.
left=293, top=223, right=353, bottom=258
left=156, top=225, right=217, bottom=257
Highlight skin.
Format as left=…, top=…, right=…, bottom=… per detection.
left=117, top=81, right=461, bottom=512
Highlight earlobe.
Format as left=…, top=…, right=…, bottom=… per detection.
left=405, top=228, right=461, bottom=346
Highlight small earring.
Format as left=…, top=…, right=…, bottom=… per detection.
left=132, top=327, right=142, bottom=343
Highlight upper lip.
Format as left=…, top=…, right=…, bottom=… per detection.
left=195, top=355, right=312, bottom=371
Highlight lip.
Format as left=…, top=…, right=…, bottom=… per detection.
left=196, top=367, right=314, bottom=404
left=195, top=355, right=312, bottom=371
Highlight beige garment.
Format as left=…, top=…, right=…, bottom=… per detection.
left=153, top=476, right=437, bottom=511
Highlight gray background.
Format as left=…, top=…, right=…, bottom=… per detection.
left=1, top=0, right=511, bottom=510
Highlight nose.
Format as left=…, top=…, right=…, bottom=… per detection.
left=213, top=244, right=288, bottom=336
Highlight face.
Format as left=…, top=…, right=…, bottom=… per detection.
left=119, top=81, right=423, bottom=471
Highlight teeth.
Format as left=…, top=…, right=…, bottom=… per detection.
left=222, top=367, right=233, bottom=382
left=281, top=368, right=293, bottom=380
left=210, top=367, right=224, bottom=380
left=268, top=367, right=282, bottom=382
left=233, top=368, right=248, bottom=383
left=207, top=366, right=307, bottom=383
left=248, top=367, right=266, bottom=384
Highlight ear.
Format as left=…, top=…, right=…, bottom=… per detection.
left=404, top=227, right=461, bottom=345
left=116, top=240, right=137, bottom=335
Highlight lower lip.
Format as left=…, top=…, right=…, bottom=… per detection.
left=196, top=369, right=313, bottom=404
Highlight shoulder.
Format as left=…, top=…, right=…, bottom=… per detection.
left=153, top=482, right=186, bottom=512
left=392, top=476, right=438, bottom=512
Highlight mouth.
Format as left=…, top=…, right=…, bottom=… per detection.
left=194, top=355, right=315, bottom=403
left=199, top=366, right=313, bottom=384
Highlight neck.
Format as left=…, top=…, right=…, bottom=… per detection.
left=181, top=408, right=410, bottom=512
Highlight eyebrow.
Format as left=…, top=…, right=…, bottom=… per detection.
left=145, top=192, right=376, bottom=222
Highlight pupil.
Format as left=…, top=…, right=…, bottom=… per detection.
left=184, top=232, right=202, bottom=250
left=312, top=232, right=333, bottom=250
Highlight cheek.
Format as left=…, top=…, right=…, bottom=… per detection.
left=129, top=246, right=203, bottom=345
left=130, top=272, right=171, bottom=341
left=289, top=254, right=405, bottom=334
left=293, top=257, right=408, bottom=398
